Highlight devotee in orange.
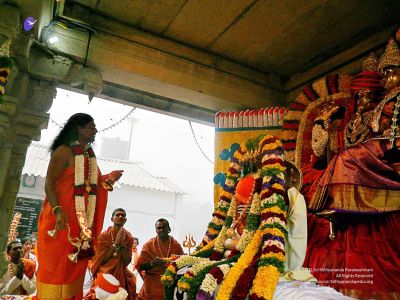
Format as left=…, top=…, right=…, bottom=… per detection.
left=36, top=113, right=123, bottom=300
left=86, top=208, right=136, bottom=300
left=0, top=240, right=36, bottom=295
left=136, top=218, right=184, bottom=300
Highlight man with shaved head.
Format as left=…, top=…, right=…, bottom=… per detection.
left=86, top=208, right=136, bottom=300
left=136, top=218, right=184, bottom=300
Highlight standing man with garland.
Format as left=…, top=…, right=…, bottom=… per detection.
left=36, top=113, right=123, bottom=300
left=86, top=208, right=136, bottom=300
left=136, top=218, right=184, bottom=300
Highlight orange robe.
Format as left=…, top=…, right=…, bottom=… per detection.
left=136, top=237, right=184, bottom=300
left=36, top=166, right=108, bottom=300
left=88, top=226, right=136, bottom=300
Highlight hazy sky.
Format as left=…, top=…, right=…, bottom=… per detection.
left=39, top=88, right=215, bottom=242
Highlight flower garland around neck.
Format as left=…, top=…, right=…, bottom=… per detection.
left=215, top=135, right=288, bottom=300
left=72, top=141, right=98, bottom=249
left=196, top=135, right=266, bottom=251
left=162, top=135, right=288, bottom=300
left=197, top=262, right=233, bottom=299
left=195, top=195, right=261, bottom=299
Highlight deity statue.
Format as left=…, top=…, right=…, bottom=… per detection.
left=343, top=53, right=384, bottom=148
left=299, top=55, right=382, bottom=211
left=374, top=38, right=400, bottom=162
left=304, top=38, right=400, bottom=300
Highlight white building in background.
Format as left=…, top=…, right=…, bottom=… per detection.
left=17, top=142, right=186, bottom=251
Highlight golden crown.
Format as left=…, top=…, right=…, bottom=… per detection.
left=378, top=38, right=400, bottom=73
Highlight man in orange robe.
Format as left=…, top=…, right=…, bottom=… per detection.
left=86, top=208, right=136, bottom=300
left=36, top=113, right=123, bottom=300
left=136, top=219, right=184, bottom=300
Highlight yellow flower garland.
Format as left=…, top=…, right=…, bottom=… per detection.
left=215, top=229, right=263, bottom=300
left=163, top=135, right=288, bottom=300
left=250, top=265, right=280, bottom=299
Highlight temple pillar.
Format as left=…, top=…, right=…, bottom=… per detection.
left=0, top=11, right=57, bottom=270
left=0, top=74, right=56, bottom=269
left=0, top=2, right=103, bottom=272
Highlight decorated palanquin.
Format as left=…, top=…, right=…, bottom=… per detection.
left=281, top=39, right=400, bottom=300
left=161, top=110, right=357, bottom=300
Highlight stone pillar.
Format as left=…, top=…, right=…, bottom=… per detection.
left=0, top=73, right=56, bottom=271
left=0, top=2, right=100, bottom=272
left=0, top=13, right=56, bottom=270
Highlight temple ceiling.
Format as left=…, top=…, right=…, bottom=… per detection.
left=7, top=0, right=400, bottom=124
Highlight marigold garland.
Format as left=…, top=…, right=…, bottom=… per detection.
left=186, top=255, right=239, bottom=300
left=215, top=229, right=264, bottom=300
left=163, top=135, right=288, bottom=300
left=249, top=265, right=280, bottom=299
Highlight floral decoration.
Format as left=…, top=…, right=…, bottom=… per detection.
left=162, top=135, right=288, bottom=300
left=71, top=142, right=98, bottom=253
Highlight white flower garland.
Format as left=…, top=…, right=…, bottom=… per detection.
left=72, top=142, right=98, bottom=246
left=106, top=288, right=128, bottom=300
left=214, top=197, right=237, bottom=253
left=175, top=256, right=209, bottom=269
left=236, top=193, right=261, bottom=252
left=199, top=263, right=233, bottom=296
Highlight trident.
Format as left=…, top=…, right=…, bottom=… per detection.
left=182, top=234, right=196, bottom=255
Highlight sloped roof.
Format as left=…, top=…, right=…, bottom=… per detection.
left=23, top=142, right=186, bottom=194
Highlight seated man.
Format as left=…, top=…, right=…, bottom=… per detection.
left=87, top=208, right=136, bottom=300
left=136, top=219, right=184, bottom=300
left=0, top=240, right=36, bottom=295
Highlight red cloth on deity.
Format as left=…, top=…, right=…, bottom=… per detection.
left=88, top=226, right=136, bottom=300
left=304, top=139, right=400, bottom=299
left=136, top=237, right=184, bottom=300
left=309, top=139, right=400, bottom=213
left=304, top=212, right=400, bottom=300
left=36, top=166, right=108, bottom=300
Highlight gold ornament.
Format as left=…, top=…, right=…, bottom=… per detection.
left=362, top=52, right=379, bottom=72
left=311, top=124, right=329, bottom=158
left=182, top=234, right=196, bottom=255
left=101, top=177, right=115, bottom=191
left=378, top=38, right=400, bottom=73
